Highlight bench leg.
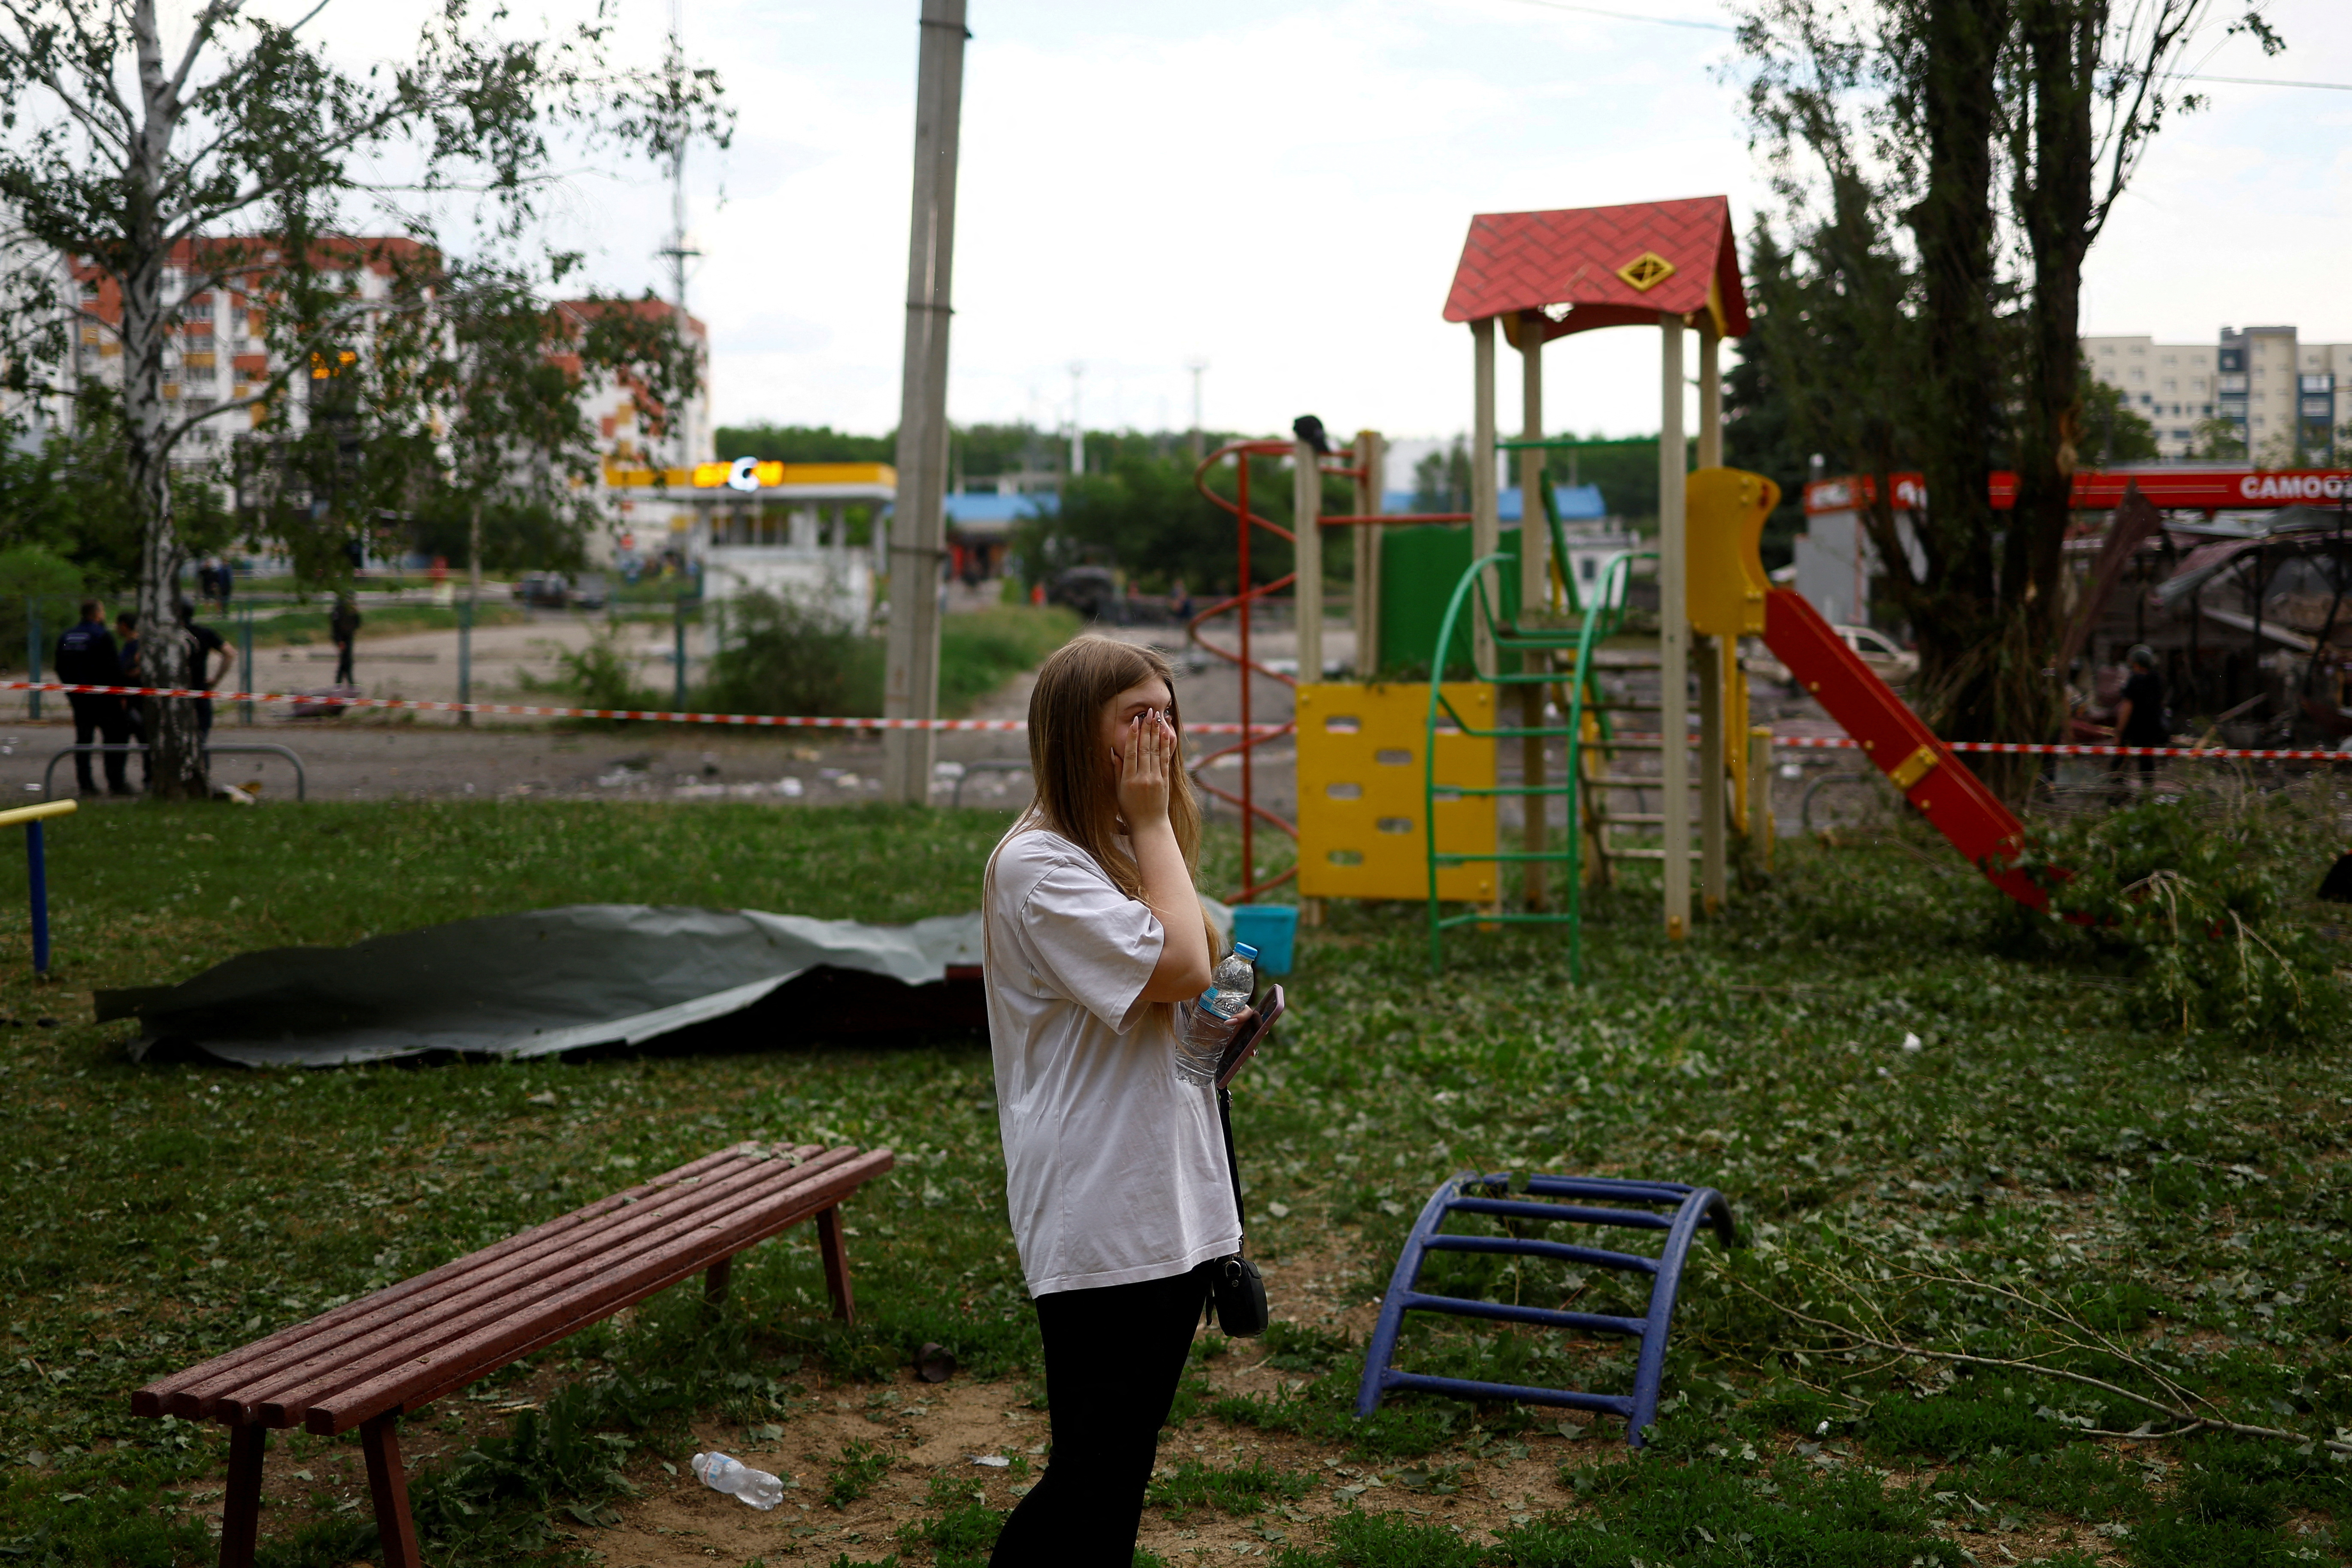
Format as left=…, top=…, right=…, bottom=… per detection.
left=704, top=1254, right=732, bottom=1310
left=218, top=1421, right=266, bottom=1568
left=360, top=1413, right=422, bottom=1568
left=816, top=1205, right=857, bottom=1324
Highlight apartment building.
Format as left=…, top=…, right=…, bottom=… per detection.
left=59, top=236, right=440, bottom=469
left=45, top=238, right=711, bottom=566
left=2083, top=325, right=2350, bottom=460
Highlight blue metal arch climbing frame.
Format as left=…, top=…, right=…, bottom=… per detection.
left=1355, top=1171, right=1737, bottom=1447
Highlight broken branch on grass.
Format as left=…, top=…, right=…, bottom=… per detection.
left=1727, top=1276, right=2351, bottom=1456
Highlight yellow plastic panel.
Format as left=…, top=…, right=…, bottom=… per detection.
left=1296, top=683, right=1495, bottom=902
left=1685, top=467, right=1778, bottom=639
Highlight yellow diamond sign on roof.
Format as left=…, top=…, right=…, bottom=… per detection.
left=1616, top=251, right=1677, bottom=292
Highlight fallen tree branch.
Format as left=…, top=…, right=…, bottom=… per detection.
left=1728, top=1276, right=2351, bottom=1456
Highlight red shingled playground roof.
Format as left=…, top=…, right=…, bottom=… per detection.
left=1442, top=196, right=1749, bottom=340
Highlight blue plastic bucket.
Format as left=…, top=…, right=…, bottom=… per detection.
left=1230, top=904, right=1299, bottom=975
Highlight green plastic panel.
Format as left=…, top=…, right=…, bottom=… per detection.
left=1378, top=527, right=1521, bottom=676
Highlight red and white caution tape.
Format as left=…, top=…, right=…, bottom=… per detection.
left=12, top=681, right=2341, bottom=758
left=1768, top=735, right=2352, bottom=762
left=0, top=680, right=1284, bottom=735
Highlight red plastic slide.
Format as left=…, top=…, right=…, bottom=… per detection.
left=1763, top=588, right=2045, bottom=910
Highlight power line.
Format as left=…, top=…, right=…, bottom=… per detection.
left=1487, top=0, right=2352, bottom=88
left=1489, top=0, right=1735, bottom=34
left=2173, top=72, right=2352, bottom=91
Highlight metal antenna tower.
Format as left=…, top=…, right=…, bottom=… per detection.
left=657, top=0, right=698, bottom=315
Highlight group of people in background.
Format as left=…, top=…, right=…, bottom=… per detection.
left=53, top=599, right=233, bottom=797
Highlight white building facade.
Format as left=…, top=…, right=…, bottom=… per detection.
left=2083, top=326, right=2351, bottom=461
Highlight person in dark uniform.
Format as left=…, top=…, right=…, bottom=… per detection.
left=2110, top=644, right=2167, bottom=784
left=56, top=599, right=131, bottom=796
left=330, top=593, right=361, bottom=685
left=116, top=610, right=148, bottom=789
left=179, top=601, right=232, bottom=742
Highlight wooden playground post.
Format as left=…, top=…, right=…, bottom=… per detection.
left=1696, top=319, right=1728, bottom=914
left=1470, top=317, right=1498, bottom=675
left=1352, top=430, right=1384, bottom=677
left=1658, top=312, right=1689, bottom=940
left=1517, top=311, right=1548, bottom=911
left=1294, top=436, right=1323, bottom=686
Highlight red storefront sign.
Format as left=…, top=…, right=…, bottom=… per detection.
left=1804, top=469, right=2352, bottom=515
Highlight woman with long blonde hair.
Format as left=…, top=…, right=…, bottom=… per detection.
left=982, top=635, right=1239, bottom=1564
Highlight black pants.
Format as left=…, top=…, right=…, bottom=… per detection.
left=334, top=639, right=354, bottom=684
left=990, top=1262, right=1211, bottom=1566
left=68, top=694, right=129, bottom=793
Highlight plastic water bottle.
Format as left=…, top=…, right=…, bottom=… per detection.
left=692, top=1451, right=784, bottom=1510
left=1173, top=943, right=1258, bottom=1087
left=1213, top=943, right=1259, bottom=1017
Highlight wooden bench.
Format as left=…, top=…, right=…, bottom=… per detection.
left=130, top=1140, right=893, bottom=1568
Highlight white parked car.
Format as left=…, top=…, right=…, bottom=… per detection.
left=1744, top=625, right=1919, bottom=690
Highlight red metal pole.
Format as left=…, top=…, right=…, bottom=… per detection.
left=1238, top=456, right=1253, bottom=901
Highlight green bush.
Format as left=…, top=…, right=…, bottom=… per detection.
left=521, top=621, right=664, bottom=723
left=702, top=590, right=880, bottom=718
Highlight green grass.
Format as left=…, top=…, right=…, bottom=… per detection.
left=826, top=1439, right=893, bottom=1510
left=933, top=605, right=1081, bottom=716
left=2, top=788, right=2351, bottom=1566
left=1145, top=1458, right=1313, bottom=1520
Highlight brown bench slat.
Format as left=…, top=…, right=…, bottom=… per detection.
left=159, top=1144, right=826, bottom=1421
left=248, top=1150, right=861, bottom=1428
left=378, top=1153, right=894, bottom=1422
left=209, top=1147, right=853, bottom=1426
left=130, top=1142, right=756, bottom=1419
left=306, top=1148, right=894, bottom=1432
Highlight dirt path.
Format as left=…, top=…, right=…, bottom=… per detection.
left=595, top=1237, right=1590, bottom=1567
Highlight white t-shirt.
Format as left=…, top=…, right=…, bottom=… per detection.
left=984, top=822, right=1239, bottom=1298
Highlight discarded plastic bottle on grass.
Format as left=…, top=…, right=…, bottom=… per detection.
left=691, top=1451, right=784, bottom=1510
left=1174, top=943, right=1259, bottom=1087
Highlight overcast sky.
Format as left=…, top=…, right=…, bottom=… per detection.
left=290, top=0, right=2352, bottom=442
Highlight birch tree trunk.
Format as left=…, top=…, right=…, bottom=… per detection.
left=128, top=0, right=206, bottom=798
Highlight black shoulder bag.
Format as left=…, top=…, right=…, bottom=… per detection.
left=1205, top=986, right=1283, bottom=1338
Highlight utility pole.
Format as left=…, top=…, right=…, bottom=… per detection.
left=1067, top=361, right=1084, bottom=478
left=881, top=0, right=968, bottom=803
left=1187, top=358, right=1207, bottom=461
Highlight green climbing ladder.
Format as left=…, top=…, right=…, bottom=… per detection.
left=1421, top=450, right=1653, bottom=979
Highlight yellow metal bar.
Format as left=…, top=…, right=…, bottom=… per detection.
left=0, top=799, right=77, bottom=829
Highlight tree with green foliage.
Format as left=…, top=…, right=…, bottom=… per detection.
left=1722, top=229, right=1828, bottom=566
left=0, top=0, right=725, bottom=796
left=2190, top=415, right=2247, bottom=461
left=1014, top=449, right=1274, bottom=596
left=1738, top=0, right=2276, bottom=784
left=714, top=424, right=897, bottom=465
left=2077, top=370, right=2162, bottom=466
left=1412, top=440, right=1473, bottom=514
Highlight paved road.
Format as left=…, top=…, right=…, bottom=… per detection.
left=0, top=602, right=1855, bottom=835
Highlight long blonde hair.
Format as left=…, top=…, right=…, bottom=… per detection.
left=1018, top=635, right=1220, bottom=956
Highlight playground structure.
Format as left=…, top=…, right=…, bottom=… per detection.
left=1194, top=196, right=2048, bottom=963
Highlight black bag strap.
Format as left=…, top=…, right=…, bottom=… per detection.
left=1217, top=1083, right=1246, bottom=1246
